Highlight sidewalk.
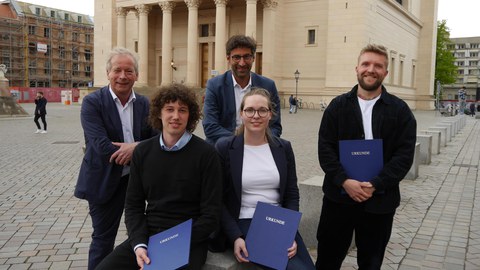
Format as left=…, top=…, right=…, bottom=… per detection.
left=0, top=103, right=478, bottom=269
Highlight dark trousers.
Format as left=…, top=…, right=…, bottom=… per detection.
left=87, top=175, right=129, bottom=270
left=315, top=198, right=395, bottom=270
left=238, top=219, right=315, bottom=270
left=95, top=239, right=208, bottom=270
left=34, top=114, right=47, bottom=130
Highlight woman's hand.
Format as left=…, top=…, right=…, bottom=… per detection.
left=287, top=240, right=297, bottom=259
left=233, top=237, right=250, bottom=263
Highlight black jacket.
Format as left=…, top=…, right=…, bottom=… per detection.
left=318, top=85, right=416, bottom=214
left=34, top=97, right=47, bottom=115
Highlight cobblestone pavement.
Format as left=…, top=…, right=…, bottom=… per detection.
left=0, top=103, right=478, bottom=269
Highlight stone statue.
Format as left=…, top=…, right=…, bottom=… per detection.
left=0, top=63, right=28, bottom=116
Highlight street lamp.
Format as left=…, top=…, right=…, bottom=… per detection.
left=294, top=69, right=300, bottom=99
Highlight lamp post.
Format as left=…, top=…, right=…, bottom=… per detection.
left=294, top=69, right=300, bottom=100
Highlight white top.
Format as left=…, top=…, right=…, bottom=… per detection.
left=232, top=74, right=252, bottom=128
left=357, top=95, right=380, bottom=140
left=239, top=143, right=280, bottom=219
left=109, top=86, right=136, bottom=176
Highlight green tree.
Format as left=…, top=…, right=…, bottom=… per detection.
left=435, top=20, right=457, bottom=95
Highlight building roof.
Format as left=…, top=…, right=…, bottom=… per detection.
left=8, top=0, right=93, bottom=25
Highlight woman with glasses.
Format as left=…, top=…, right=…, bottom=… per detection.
left=214, top=88, right=315, bottom=269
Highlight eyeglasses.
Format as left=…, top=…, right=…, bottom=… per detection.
left=243, top=107, right=270, bottom=118
left=230, top=54, right=254, bottom=62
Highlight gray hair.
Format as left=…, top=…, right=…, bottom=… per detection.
left=106, top=47, right=139, bottom=74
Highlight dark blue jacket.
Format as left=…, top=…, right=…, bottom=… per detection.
left=34, top=97, right=47, bottom=115
left=318, top=85, right=416, bottom=214
left=203, top=71, right=282, bottom=144
left=75, top=86, right=154, bottom=204
left=215, top=135, right=299, bottom=243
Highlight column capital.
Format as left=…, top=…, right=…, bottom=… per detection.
left=261, top=0, right=277, bottom=9
left=115, top=7, right=128, bottom=17
left=135, top=4, right=152, bottom=15
left=214, top=0, right=229, bottom=7
left=185, top=0, right=201, bottom=9
left=159, top=1, right=177, bottom=12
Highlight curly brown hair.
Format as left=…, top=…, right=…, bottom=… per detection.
left=148, top=84, right=200, bottom=133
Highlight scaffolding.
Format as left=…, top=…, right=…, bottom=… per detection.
left=0, top=0, right=94, bottom=87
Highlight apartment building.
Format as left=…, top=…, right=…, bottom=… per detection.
left=0, top=0, right=94, bottom=88
left=94, top=0, right=438, bottom=109
left=443, top=36, right=480, bottom=101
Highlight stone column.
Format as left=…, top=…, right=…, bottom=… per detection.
left=135, top=4, right=151, bottom=86
left=185, top=0, right=201, bottom=87
left=159, top=1, right=176, bottom=86
left=245, top=0, right=257, bottom=39
left=116, top=7, right=128, bottom=47
left=261, top=0, right=277, bottom=78
left=214, top=0, right=228, bottom=73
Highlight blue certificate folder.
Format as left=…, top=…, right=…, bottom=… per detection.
left=245, top=202, right=302, bottom=270
left=339, top=139, right=383, bottom=187
left=144, top=219, right=192, bottom=270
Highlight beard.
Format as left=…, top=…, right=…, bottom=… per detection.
left=357, top=74, right=384, bottom=92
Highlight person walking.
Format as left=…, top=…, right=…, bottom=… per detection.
left=289, top=94, right=297, bottom=114
left=316, top=44, right=416, bottom=269
left=34, top=91, right=47, bottom=133
left=74, top=47, right=156, bottom=270
left=470, top=102, right=476, bottom=117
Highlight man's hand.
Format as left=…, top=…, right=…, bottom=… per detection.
left=135, top=247, right=150, bottom=269
left=233, top=237, right=249, bottom=263
left=342, top=179, right=374, bottom=202
left=110, top=142, right=139, bottom=165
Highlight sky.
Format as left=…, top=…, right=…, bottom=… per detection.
left=437, top=0, right=480, bottom=38
left=16, top=0, right=480, bottom=38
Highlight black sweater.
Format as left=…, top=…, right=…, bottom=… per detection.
left=125, top=134, right=223, bottom=249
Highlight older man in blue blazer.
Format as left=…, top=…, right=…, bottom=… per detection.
left=75, top=47, right=155, bottom=270
left=203, top=35, right=282, bottom=144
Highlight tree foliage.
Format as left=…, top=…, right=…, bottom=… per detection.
left=435, top=20, right=457, bottom=87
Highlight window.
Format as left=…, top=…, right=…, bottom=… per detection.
left=50, top=10, right=55, bottom=17
left=200, top=24, right=209, bottom=37
left=72, top=63, right=79, bottom=76
left=471, top=52, right=478, bottom=57
left=29, top=60, right=36, bottom=75
left=28, top=25, right=36, bottom=35
left=44, top=28, right=50, bottom=38
left=44, top=61, right=51, bottom=75
left=35, top=7, right=41, bottom=15
left=85, top=65, right=91, bottom=77
left=395, top=0, right=403, bottom=4
left=72, top=32, right=78, bottom=42
left=471, top=43, right=479, bottom=48
left=457, top=61, right=465, bottom=66
left=390, top=56, right=396, bottom=84
left=470, top=61, right=478, bottom=66
left=411, top=60, right=416, bottom=87
left=28, top=42, right=36, bottom=54
left=447, top=44, right=455, bottom=50
left=64, top=13, right=69, bottom=20
left=72, top=48, right=78, bottom=61
left=85, top=34, right=91, bottom=43
left=456, top=52, right=465, bottom=58
left=458, top=69, right=464, bottom=75
left=458, top=44, right=466, bottom=49
left=85, top=49, right=91, bottom=61
left=78, top=16, right=82, bottom=23
left=399, top=59, right=404, bottom=86
left=59, top=46, right=65, bottom=59
left=45, top=45, right=50, bottom=56
left=307, top=29, right=316, bottom=45
left=59, top=30, right=64, bottom=39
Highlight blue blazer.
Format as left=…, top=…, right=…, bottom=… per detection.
left=214, top=135, right=299, bottom=243
left=74, top=86, right=154, bottom=204
left=203, top=71, right=282, bottom=144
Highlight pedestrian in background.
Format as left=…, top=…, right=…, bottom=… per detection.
left=34, top=91, right=47, bottom=134
left=316, top=44, right=416, bottom=269
left=289, top=94, right=297, bottom=114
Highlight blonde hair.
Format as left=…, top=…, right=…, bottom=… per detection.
left=235, top=87, right=277, bottom=142
left=358, top=44, right=389, bottom=69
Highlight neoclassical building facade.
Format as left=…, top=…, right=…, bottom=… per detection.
left=94, top=0, right=438, bottom=109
